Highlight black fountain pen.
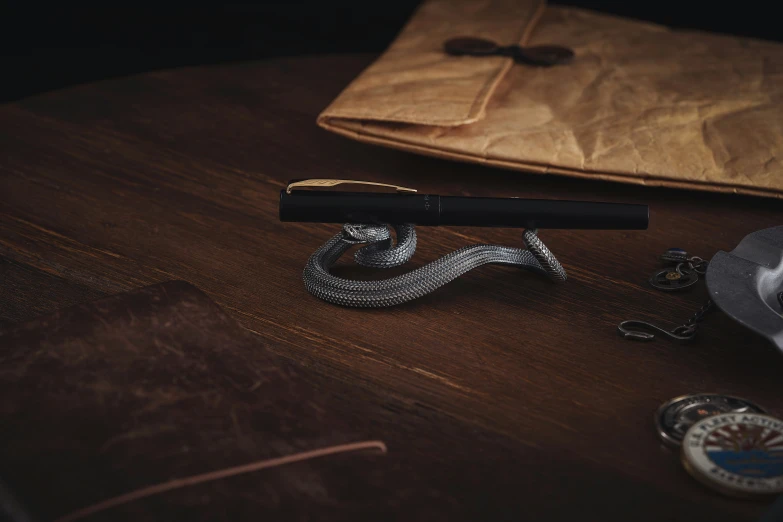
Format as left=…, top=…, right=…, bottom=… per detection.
left=279, top=179, right=649, bottom=230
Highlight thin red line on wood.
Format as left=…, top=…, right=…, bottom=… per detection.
left=55, top=440, right=388, bottom=522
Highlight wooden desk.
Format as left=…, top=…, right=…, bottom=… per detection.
left=1, top=55, right=781, bottom=521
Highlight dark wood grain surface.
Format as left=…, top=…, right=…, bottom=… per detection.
left=1, top=54, right=782, bottom=521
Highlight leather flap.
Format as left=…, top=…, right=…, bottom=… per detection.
left=318, top=0, right=545, bottom=126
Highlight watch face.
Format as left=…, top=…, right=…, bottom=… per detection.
left=655, top=394, right=766, bottom=447
left=681, top=413, right=783, bottom=497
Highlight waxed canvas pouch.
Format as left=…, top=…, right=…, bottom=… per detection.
left=318, top=0, right=783, bottom=198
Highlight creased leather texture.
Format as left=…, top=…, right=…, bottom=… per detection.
left=318, top=0, right=783, bottom=198
left=1, top=281, right=573, bottom=522
left=0, top=281, right=381, bottom=521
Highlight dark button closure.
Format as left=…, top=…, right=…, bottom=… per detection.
left=444, top=37, right=500, bottom=56
left=444, top=36, right=574, bottom=67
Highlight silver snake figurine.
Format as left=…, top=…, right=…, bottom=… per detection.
left=303, top=223, right=566, bottom=307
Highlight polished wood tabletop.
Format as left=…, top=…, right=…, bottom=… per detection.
left=1, top=55, right=782, bottom=521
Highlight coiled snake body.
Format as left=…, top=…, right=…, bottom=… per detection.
left=303, top=224, right=566, bottom=307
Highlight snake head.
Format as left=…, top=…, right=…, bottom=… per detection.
left=342, top=224, right=391, bottom=244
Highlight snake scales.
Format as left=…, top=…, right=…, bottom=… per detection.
left=302, top=224, right=566, bottom=307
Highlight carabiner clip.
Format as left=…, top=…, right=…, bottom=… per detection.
left=617, top=320, right=697, bottom=343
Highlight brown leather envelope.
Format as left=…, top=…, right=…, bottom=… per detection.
left=0, top=281, right=383, bottom=521
left=318, top=0, right=783, bottom=199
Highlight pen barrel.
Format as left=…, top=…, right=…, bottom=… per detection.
left=439, top=196, right=649, bottom=230
left=279, top=191, right=649, bottom=230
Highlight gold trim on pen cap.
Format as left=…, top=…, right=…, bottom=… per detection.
left=286, top=179, right=417, bottom=194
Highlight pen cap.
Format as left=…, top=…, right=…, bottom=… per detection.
left=279, top=190, right=440, bottom=225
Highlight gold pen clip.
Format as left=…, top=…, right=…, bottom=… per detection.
left=286, top=179, right=417, bottom=194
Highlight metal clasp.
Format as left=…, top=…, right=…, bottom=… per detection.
left=617, top=320, right=697, bottom=343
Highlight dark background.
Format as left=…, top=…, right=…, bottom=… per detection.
left=1, top=1, right=781, bottom=103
